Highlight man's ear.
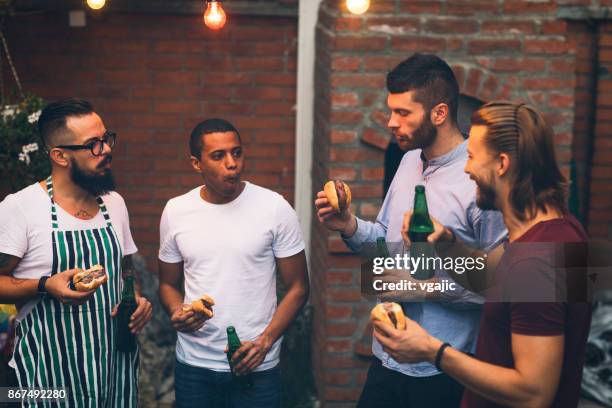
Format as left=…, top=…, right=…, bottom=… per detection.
left=49, top=148, right=69, bottom=168
left=498, top=153, right=511, bottom=177
left=430, top=103, right=449, bottom=127
left=190, top=155, right=202, bottom=173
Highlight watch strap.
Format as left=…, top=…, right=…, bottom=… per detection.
left=435, top=342, right=451, bottom=371
left=38, top=276, right=50, bottom=297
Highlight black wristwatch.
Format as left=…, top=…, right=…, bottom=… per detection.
left=38, top=276, right=50, bottom=298
left=435, top=342, right=452, bottom=371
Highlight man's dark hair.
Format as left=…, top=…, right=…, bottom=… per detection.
left=38, top=98, right=94, bottom=147
left=387, top=53, right=459, bottom=123
left=189, top=118, right=241, bottom=158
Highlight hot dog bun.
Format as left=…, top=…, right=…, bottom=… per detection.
left=73, top=264, right=108, bottom=292
left=324, top=180, right=352, bottom=213
left=370, top=302, right=406, bottom=330
left=183, top=294, right=215, bottom=318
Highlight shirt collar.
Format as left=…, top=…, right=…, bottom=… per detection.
left=420, top=139, right=467, bottom=168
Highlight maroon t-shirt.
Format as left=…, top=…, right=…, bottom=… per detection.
left=461, top=215, right=592, bottom=408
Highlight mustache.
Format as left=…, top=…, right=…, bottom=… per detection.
left=97, top=155, right=113, bottom=168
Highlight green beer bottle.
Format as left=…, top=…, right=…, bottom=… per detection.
left=117, top=275, right=137, bottom=353
left=408, top=185, right=435, bottom=280
left=376, top=237, right=390, bottom=258
left=226, top=326, right=254, bottom=389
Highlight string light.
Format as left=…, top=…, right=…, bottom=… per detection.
left=204, top=0, right=227, bottom=30
left=86, top=0, right=106, bottom=10
left=346, top=0, right=370, bottom=15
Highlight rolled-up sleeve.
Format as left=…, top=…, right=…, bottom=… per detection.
left=343, top=217, right=387, bottom=252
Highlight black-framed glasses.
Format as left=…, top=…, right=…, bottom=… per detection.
left=56, top=131, right=116, bottom=156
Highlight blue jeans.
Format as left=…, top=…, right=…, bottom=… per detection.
left=175, top=359, right=281, bottom=408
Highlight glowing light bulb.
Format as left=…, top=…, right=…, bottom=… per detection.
left=346, top=0, right=370, bottom=15
left=204, top=0, right=227, bottom=30
left=86, top=0, right=106, bottom=10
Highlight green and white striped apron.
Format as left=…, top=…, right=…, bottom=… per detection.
left=12, top=176, right=138, bottom=407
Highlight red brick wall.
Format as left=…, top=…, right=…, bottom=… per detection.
left=568, top=21, right=597, bottom=223
left=311, top=1, right=596, bottom=406
left=588, top=21, right=612, bottom=238
left=5, top=11, right=297, bottom=268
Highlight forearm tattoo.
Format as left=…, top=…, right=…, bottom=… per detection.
left=1, top=253, right=25, bottom=285
left=10, top=276, right=27, bottom=286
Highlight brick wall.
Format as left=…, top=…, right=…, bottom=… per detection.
left=311, top=1, right=605, bottom=406
left=568, top=21, right=597, bottom=223
left=588, top=21, right=612, bottom=238
left=5, top=11, right=297, bottom=268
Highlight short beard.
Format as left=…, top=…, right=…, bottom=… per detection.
left=475, top=179, right=498, bottom=211
left=70, top=157, right=116, bottom=196
left=398, top=116, right=437, bottom=152
left=413, top=116, right=437, bottom=150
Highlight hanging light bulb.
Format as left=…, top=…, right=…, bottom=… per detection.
left=204, top=0, right=227, bottom=30
left=86, top=0, right=106, bottom=10
left=346, top=0, right=370, bottom=15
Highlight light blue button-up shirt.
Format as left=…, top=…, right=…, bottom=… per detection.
left=345, top=140, right=507, bottom=377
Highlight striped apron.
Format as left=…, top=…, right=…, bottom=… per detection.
left=12, top=176, right=138, bottom=407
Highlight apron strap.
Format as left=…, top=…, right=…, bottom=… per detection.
left=96, top=196, right=113, bottom=227
left=45, top=176, right=58, bottom=229
left=45, top=175, right=112, bottom=229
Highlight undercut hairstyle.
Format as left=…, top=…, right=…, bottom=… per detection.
left=189, top=118, right=241, bottom=158
left=471, top=101, right=568, bottom=221
left=387, top=53, right=459, bottom=123
left=38, top=98, right=94, bottom=147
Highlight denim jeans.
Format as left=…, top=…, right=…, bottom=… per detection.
left=174, top=359, right=281, bottom=408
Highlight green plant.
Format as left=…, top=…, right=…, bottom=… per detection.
left=0, top=0, right=13, bottom=16
left=0, top=94, right=49, bottom=192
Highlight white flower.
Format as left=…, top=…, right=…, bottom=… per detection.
left=18, top=143, right=39, bottom=166
left=22, top=143, right=39, bottom=153
left=18, top=152, right=30, bottom=165
left=28, top=110, right=41, bottom=124
left=1, top=105, right=17, bottom=120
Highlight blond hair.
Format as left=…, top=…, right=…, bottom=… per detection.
left=471, top=101, right=568, bottom=221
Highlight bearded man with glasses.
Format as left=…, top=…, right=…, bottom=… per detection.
left=54, top=130, right=117, bottom=199
left=0, top=98, right=151, bottom=407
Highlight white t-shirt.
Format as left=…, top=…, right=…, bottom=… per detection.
left=159, top=182, right=305, bottom=372
left=0, top=183, right=138, bottom=321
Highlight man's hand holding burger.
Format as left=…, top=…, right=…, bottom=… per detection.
left=315, top=179, right=357, bottom=237
left=170, top=307, right=206, bottom=333
left=170, top=295, right=214, bottom=333
left=373, top=316, right=442, bottom=365
left=371, top=302, right=442, bottom=364
left=44, top=268, right=97, bottom=305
